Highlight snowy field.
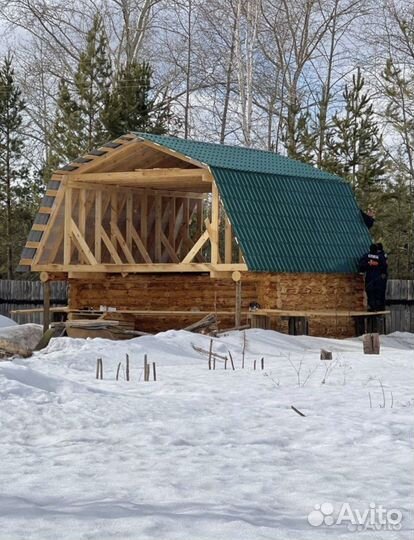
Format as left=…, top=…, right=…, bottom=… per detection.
left=0, top=328, right=413, bottom=539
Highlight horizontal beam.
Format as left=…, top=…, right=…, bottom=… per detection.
left=32, top=263, right=248, bottom=273
left=70, top=168, right=211, bottom=183
left=66, top=181, right=207, bottom=198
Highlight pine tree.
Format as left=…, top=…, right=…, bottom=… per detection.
left=45, top=78, right=85, bottom=180
left=75, top=14, right=112, bottom=151
left=0, top=55, right=28, bottom=278
left=103, top=61, right=171, bottom=139
left=282, top=106, right=316, bottom=164
left=326, top=68, right=387, bottom=207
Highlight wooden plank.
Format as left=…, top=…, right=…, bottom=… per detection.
left=79, top=189, right=86, bottom=237
left=211, top=182, right=219, bottom=264
left=95, top=190, right=102, bottom=263
left=25, top=241, right=40, bottom=249
left=70, top=168, right=210, bottom=182
left=38, top=207, right=53, bottom=214
left=225, top=216, right=232, bottom=264
left=204, top=218, right=222, bottom=264
left=160, top=230, right=180, bottom=263
left=66, top=181, right=206, bottom=199
left=182, top=230, right=210, bottom=263
left=71, top=219, right=98, bottom=265
left=100, top=226, right=123, bottom=264
left=141, top=192, right=148, bottom=250
left=126, top=192, right=133, bottom=251
left=32, top=263, right=248, bottom=273
left=112, top=223, right=136, bottom=264
left=64, top=186, right=72, bottom=265
left=155, top=193, right=162, bottom=261
left=110, top=191, right=118, bottom=250
left=43, top=281, right=51, bottom=333
left=130, top=225, right=152, bottom=263
left=250, top=309, right=390, bottom=317
left=32, top=224, right=47, bottom=232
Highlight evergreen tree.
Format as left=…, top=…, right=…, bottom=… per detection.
left=0, top=55, right=28, bottom=279
left=103, top=61, right=171, bottom=139
left=45, top=78, right=85, bottom=180
left=282, top=106, right=316, bottom=164
left=326, top=68, right=387, bottom=207
left=75, top=14, right=112, bottom=151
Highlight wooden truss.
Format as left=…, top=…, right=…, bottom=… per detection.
left=28, top=168, right=246, bottom=276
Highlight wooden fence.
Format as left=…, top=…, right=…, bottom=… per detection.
left=386, top=279, right=414, bottom=334
left=0, top=278, right=413, bottom=333
left=0, top=280, right=67, bottom=325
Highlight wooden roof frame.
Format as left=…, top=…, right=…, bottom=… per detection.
left=19, top=133, right=247, bottom=278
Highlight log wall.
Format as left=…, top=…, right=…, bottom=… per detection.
left=69, top=272, right=365, bottom=337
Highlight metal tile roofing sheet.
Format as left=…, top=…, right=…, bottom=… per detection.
left=212, top=168, right=371, bottom=273
left=135, top=132, right=340, bottom=181
left=134, top=133, right=372, bottom=273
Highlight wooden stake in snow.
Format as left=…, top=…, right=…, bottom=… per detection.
left=208, top=339, right=213, bottom=367
left=116, top=362, right=122, bottom=381
left=291, top=405, right=306, bottom=417
left=228, top=351, right=235, bottom=371
left=144, top=355, right=150, bottom=381
left=363, top=333, right=380, bottom=355
left=320, top=349, right=333, bottom=360
left=126, top=354, right=130, bottom=381
left=152, top=362, right=157, bottom=381
left=224, top=357, right=228, bottom=370
left=253, top=360, right=257, bottom=370
left=96, top=358, right=103, bottom=379
left=261, top=357, right=264, bottom=370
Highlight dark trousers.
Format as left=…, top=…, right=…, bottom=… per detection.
left=366, top=277, right=386, bottom=311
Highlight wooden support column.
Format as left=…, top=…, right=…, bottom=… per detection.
left=64, top=186, right=72, bottom=264
left=79, top=189, right=86, bottom=237
left=225, top=216, right=232, bottom=264
left=141, top=193, right=148, bottom=250
left=95, top=190, right=102, bottom=262
left=110, top=192, right=118, bottom=251
left=155, top=194, right=162, bottom=261
left=43, top=280, right=51, bottom=333
left=126, top=192, right=133, bottom=251
left=211, top=182, right=219, bottom=264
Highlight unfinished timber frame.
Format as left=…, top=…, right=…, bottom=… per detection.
left=21, top=135, right=247, bottom=277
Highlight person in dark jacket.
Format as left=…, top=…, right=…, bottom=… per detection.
left=376, top=242, right=388, bottom=309
left=358, top=243, right=388, bottom=311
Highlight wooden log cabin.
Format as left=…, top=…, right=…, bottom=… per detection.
left=18, top=132, right=374, bottom=337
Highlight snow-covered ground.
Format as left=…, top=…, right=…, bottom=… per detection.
left=0, top=329, right=413, bottom=539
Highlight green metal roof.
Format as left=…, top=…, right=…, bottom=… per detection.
left=135, top=132, right=340, bottom=181
left=135, top=133, right=371, bottom=273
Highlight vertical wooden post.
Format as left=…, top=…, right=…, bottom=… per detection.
left=126, top=354, right=130, bottom=381
left=126, top=192, right=133, bottom=251
left=152, top=362, right=157, bottom=381
left=155, top=194, right=162, bottom=261
left=225, top=216, right=232, bottom=264
left=110, top=192, right=118, bottom=251
left=43, top=280, right=51, bottom=333
left=141, top=192, right=148, bottom=250
left=211, top=182, right=219, bottom=264
left=79, top=189, right=86, bottom=237
left=95, top=190, right=102, bottom=262
left=235, top=280, right=242, bottom=327
left=64, top=186, right=72, bottom=264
